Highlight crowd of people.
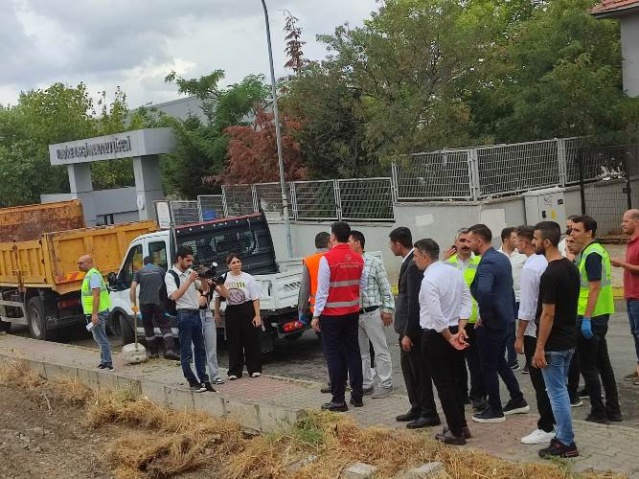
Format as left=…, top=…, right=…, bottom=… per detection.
left=78, top=208, right=639, bottom=460
left=300, top=211, right=639, bottom=459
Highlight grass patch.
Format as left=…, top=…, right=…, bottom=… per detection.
left=0, top=360, right=629, bottom=479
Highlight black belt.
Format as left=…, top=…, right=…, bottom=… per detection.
left=360, top=306, right=379, bottom=314
left=177, top=308, right=200, bottom=313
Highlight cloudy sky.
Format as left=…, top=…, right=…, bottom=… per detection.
left=1, top=0, right=379, bottom=109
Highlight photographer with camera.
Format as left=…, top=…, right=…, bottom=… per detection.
left=214, top=253, right=262, bottom=380
left=166, top=246, right=214, bottom=393
left=197, top=263, right=228, bottom=385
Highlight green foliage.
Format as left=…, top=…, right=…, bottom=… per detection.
left=161, top=73, right=270, bottom=199
left=0, top=83, right=137, bottom=206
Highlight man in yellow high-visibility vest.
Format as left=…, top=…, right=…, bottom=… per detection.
left=444, top=228, right=485, bottom=411
left=78, top=255, right=113, bottom=371
left=570, top=216, right=621, bottom=423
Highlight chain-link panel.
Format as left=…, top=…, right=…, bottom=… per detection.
left=169, top=201, right=200, bottom=226
left=222, top=185, right=255, bottom=217
left=197, top=195, right=224, bottom=221
left=254, top=182, right=292, bottom=219
left=394, top=150, right=472, bottom=201
left=338, top=178, right=394, bottom=221
left=292, top=180, right=338, bottom=220
left=476, top=140, right=560, bottom=198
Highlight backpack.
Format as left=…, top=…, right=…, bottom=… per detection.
left=162, top=270, right=180, bottom=317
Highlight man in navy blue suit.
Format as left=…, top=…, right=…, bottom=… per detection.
left=468, top=224, right=529, bottom=423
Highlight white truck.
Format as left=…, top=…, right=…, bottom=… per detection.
left=106, top=212, right=306, bottom=352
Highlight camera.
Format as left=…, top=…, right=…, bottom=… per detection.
left=196, top=262, right=226, bottom=285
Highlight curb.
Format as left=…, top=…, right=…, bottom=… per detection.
left=0, top=350, right=305, bottom=434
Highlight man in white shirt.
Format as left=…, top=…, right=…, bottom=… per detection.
left=514, top=226, right=555, bottom=445
left=499, top=227, right=527, bottom=370
left=414, top=238, right=472, bottom=445
left=165, top=246, right=212, bottom=393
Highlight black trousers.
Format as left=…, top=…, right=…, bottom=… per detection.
left=423, top=328, right=467, bottom=436
left=320, top=313, right=363, bottom=403
left=399, top=333, right=437, bottom=418
left=524, top=335, right=555, bottom=432
left=226, top=302, right=262, bottom=377
left=140, top=303, right=175, bottom=353
left=461, top=323, right=485, bottom=401
left=567, top=347, right=581, bottom=400
left=576, top=316, right=620, bottom=417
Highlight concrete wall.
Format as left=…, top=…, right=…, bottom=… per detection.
left=41, top=187, right=139, bottom=225
left=270, top=199, right=529, bottom=283
left=621, top=15, right=639, bottom=97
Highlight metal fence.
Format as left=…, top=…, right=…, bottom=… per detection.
left=168, top=200, right=200, bottom=226
left=164, top=137, right=637, bottom=224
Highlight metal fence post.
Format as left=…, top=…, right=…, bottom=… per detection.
left=251, top=184, right=259, bottom=212
left=221, top=186, right=229, bottom=218
left=578, top=151, right=586, bottom=215
left=557, top=138, right=567, bottom=187
left=290, top=182, right=298, bottom=221
left=334, top=179, right=342, bottom=220
left=391, top=161, right=399, bottom=203
left=467, top=148, right=480, bottom=201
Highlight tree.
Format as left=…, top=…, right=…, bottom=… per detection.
left=220, top=108, right=305, bottom=184
left=283, top=11, right=307, bottom=74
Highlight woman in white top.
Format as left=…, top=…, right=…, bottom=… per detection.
left=214, top=253, right=262, bottom=379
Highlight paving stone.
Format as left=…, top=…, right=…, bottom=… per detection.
left=395, top=462, right=450, bottom=479
left=286, top=454, right=318, bottom=473
left=341, top=462, right=378, bottom=479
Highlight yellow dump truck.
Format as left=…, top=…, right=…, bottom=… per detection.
left=0, top=200, right=157, bottom=339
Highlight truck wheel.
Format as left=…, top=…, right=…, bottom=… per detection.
left=283, top=332, right=303, bottom=342
left=0, top=320, right=10, bottom=333
left=118, top=313, right=135, bottom=345
left=27, top=297, right=56, bottom=341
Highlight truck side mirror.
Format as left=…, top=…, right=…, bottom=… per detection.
left=107, top=272, right=117, bottom=288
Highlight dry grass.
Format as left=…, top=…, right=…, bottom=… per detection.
left=0, top=360, right=629, bottom=479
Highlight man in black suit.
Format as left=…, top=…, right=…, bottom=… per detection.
left=468, top=224, right=528, bottom=424
left=389, top=227, right=440, bottom=429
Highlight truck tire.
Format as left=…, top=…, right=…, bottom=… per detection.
left=0, top=320, right=10, bottom=333
left=27, top=297, right=56, bottom=341
left=283, top=332, right=303, bottom=342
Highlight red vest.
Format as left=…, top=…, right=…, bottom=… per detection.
left=323, top=243, right=364, bottom=316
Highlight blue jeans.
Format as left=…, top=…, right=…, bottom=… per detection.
left=177, top=310, right=209, bottom=385
left=89, top=311, right=112, bottom=367
left=541, top=349, right=575, bottom=446
left=199, top=310, right=220, bottom=380
left=627, top=300, right=639, bottom=364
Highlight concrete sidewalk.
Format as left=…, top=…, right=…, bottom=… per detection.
left=0, top=334, right=637, bottom=478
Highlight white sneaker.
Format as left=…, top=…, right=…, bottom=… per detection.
left=520, top=429, right=556, bottom=445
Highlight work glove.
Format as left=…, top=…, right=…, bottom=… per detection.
left=581, top=317, right=593, bottom=340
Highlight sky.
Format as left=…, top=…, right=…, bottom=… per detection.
left=0, top=0, right=379, bottom=109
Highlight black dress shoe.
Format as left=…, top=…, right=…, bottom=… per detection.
left=164, top=350, right=180, bottom=361
left=435, top=428, right=466, bottom=445
left=407, top=415, right=441, bottom=429
left=396, top=410, right=420, bottom=422
left=321, top=401, right=348, bottom=412
left=320, top=385, right=332, bottom=394
left=606, top=410, right=623, bottom=422
left=350, top=397, right=363, bottom=407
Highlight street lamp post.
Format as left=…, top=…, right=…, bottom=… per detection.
left=260, top=0, right=294, bottom=259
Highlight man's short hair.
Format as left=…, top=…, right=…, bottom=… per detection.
left=501, top=227, right=515, bottom=242
left=143, top=256, right=154, bottom=265
left=331, top=221, right=351, bottom=243
left=350, top=230, right=366, bottom=250
left=454, top=227, right=470, bottom=241
left=314, top=232, right=330, bottom=249
left=572, top=215, right=597, bottom=237
left=468, top=224, right=492, bottom=243
left=414, top=238, right=440, bottom=260
left=176, top=246, right=194, bottom=260
left=389, top=227, right=413, bottom=248
left=534, top=221, right=561, bottom=247
left=516, top=225, right=534, bottom=242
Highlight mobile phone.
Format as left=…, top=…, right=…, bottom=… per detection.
left=86, top=322, right=94, bottom=332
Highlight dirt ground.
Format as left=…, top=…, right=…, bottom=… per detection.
left=0, top=385, right=222, bottom=479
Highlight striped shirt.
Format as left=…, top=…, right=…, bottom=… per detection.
left=361, top=253, right=395, bottom=313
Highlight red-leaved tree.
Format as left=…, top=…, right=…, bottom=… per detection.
left=217, top=108, right=306, bottom=185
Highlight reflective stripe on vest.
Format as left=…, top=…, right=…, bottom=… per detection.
left=323, top=244, right=364, bottom=316
left=304, top=252, right=326, bottom=314
left=81, top=268, right=111, bottom=314
left=445, top=254, right=479, bottom=323
left=577, top=242, right=614, bottom=317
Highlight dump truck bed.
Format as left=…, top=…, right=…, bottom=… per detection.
left=0, top=221, right=158, bottom=295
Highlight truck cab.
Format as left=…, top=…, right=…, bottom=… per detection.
left=107, top=213, right=305, bottom=352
